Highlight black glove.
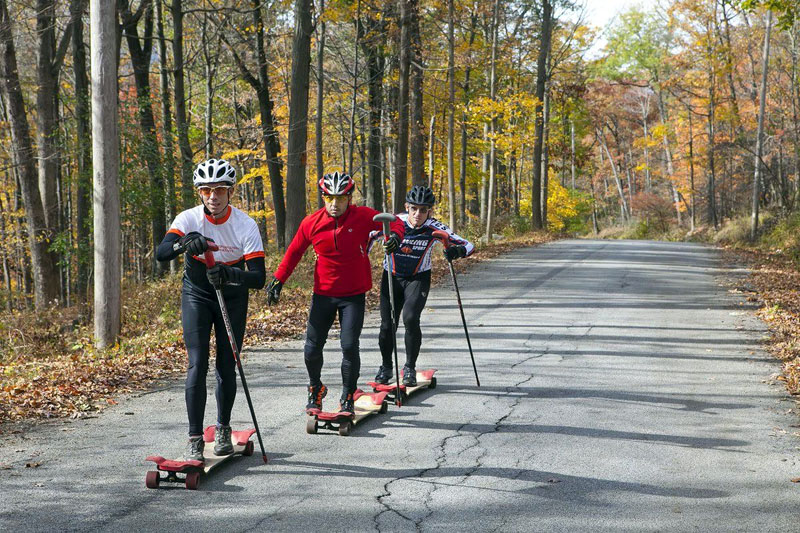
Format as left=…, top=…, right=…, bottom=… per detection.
left=383, top=233, right=400, bottom=254
left=175, top=232, right=209, bottom=256
left=266, top=277, right=283, bottom=306
left=443, top=245, right=467, bottom=262
left=206, top=263, right=238, bottom=289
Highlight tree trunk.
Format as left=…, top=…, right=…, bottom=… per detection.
left=427, top=113, right=435, bottom=187
left=360, top=13, right=385, bottom=210
left=0, top=0, right=60, bottom=309
left=707, top=63, right=718, bottom=229
left=393, top=0, right=412, bottom=212
left=531, top=0, right=552, bottom=229
left=72, top=0, right=91, bottom=297
left=120, top=0, right=165, bottom=277
left=485, top=0, right=500, bottom=242
left=315, top=0, right=326, bottom=209
left=541, top=84, right=551, bottom=226
left=201, top=14, right=219, bottom=159
left=285, top=0, right=313, bottom=242
left=570, top=120, right=576, bottom=189
left=459, top=14, right=477, bottom=227
left=170, top=0, right=194, bottom=210
left=156, top=0, right=177, bottom=273
left=446, top=0, right=455, bottom=229
left=750, top=11, right=772, bottom=240
left=598, top=129, right=629, bottom=221
left=91, top=0, right=121, bottom=347
left=409, top=0, right=425, bottom=186
left=224, top=1, right=287, bottom=248
left=35, top=0, right=66, bottom=235
left=347, top=0, right=361, bottom=177
left=480, top=124, right=488, bottom=225
left=688, top=104, right=696, bottom=232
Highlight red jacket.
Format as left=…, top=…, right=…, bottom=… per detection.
left=274, top=205, right=405, bottom=297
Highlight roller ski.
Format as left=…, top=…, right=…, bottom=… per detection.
left=305, top=388, right=389, bottom=436
left=368, top=367, right=437, bottom=404
left=145, top=425, right=256, bottom=490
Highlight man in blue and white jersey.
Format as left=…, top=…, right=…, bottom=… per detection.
left=370, top=185, right=474, bottom=386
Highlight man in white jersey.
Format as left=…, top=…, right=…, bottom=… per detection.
left=156, top=159, right=266, bottom=462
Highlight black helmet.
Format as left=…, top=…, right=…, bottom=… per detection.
left=405, top=185, right=435, bottom=206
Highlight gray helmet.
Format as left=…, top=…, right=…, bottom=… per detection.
left=405, top=185, right=435, bottom=206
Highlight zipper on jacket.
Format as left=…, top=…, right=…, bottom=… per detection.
left=334, top=218, right=338, bottom=250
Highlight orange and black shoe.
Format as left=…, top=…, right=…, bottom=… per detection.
left=339, top=391, right=355, bottom=415
left=306, top=383, right=327, bottom=412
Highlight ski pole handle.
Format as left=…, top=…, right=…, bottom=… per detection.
left=431, top=230, right=451, bottom=248
left=203, top=240, right=220, bottom=267
left=373, top=213, right=397, bottom=239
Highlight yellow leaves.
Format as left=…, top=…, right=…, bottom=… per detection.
left=221, top=149, right=261, bottom=161
left=247, top=208, right=274, bottom=221
left=240, top=166, right=271, bottom=185
left=546, top=180, right=580, bottom=231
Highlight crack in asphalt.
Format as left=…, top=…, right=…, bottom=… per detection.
left=373, top=364, right=540, bottom=531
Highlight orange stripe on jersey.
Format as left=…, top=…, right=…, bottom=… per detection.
left=168, top=228, right=185, bottom=237
left=244, top=251, right=265, bottom=261
left=194, top=255, right=245, bottom=266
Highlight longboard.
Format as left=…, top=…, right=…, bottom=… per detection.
left=145, top=425, right=256, bottom=490
left=306, top=389, right=389, bottom=436
left=368, top=368, right=437, bottom=405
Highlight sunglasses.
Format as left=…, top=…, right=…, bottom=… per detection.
left=322, top=195, right=348, bottom=202
left=198, top=185, right=232, bottom=197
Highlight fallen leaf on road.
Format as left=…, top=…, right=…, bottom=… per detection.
left=547, top=478, right=561, bottom=483
left=790, top=477, right=800, bottom=483
left=25, top=462, right=41, bottom=468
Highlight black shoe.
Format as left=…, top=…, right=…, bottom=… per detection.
left=374, top=365, right=393, bottom=384
left=186, top=435, right=205, bottom=462
left=339, top=391, right=355, bottom=414
left=306, top=383, right=328, bottom=411
left=402, top=365, right=417, bottom=387
left=214, top=424, right=233, bottom=456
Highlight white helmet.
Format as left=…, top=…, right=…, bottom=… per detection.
left=318, top=171, right=355, bottom=195
left=193, top=158, right=236, bottom=187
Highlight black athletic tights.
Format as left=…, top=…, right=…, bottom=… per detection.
left=183, top=285, right=247, bottom=436
left=304, top=293, right=366, bottom=394
left=378, top=269, right=431, bottom=370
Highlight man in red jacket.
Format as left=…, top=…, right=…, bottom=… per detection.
left=266, top=172, right=405, bottom=414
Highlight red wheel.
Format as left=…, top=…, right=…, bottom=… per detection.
left=243, top=441, right=254, bottom=456
left=338, top=420, right=352, bottom=436
left=145, top=471, right=160, bottom=489
left=306, top=417, right=318, bottom=434
left=185, top=471, right=200, bottom=490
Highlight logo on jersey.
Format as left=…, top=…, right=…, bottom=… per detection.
left=401, top=246, right=412, bottom=254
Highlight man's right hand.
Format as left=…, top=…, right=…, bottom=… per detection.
left=266, top=277, right=283, bottom=306
left=176, top=232, right=209, bottom=256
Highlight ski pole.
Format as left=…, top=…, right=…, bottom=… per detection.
left=431, top=230, right=480, bottom=387
left=204, top=244, right=268, bottom=463
left=373, top=213, right=403, bottom=406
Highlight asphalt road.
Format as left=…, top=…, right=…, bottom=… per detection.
left=1, top=239, right=798, bottom=532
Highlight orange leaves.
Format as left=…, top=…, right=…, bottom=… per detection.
left=731, top=247, right=800, bottom=396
